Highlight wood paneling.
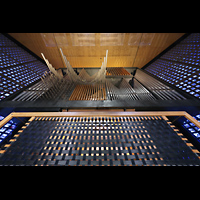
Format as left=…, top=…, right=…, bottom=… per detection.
left=8, top=33, right=185, bottom=69
left=133, top=33, right=185, bottom=67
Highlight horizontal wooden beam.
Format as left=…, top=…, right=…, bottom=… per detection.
left=10, top=111, right=186, bottom=118
left=0, top=111, right=200, bottom=130
left=0, top=113, right=13, bottom=130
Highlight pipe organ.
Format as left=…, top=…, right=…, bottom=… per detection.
left=5, top=67, right=188, bottom=102
left=1, top=33, right=200, bottom=166
left=0, top=32, right=192, bottom=106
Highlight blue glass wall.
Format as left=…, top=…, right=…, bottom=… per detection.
left=0, top=107, right=27, bottom=146
left=144, top=33, right=200, bottom=99
left=183, top=113, right=200, bottom=142
left=0, top=115, right=17, bottom=145
left=0, top=33, right=49, bottom=101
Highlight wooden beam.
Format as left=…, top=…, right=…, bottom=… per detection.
left=184, top=112, right=200, bottom=129
left=1, top=111, right=199, bottom=130
left=0, top=113, right=13, bottom=129
left=10, top=111, right=186, bottom=118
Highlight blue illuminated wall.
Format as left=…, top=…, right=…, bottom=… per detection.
left=0, top=115, right=17, bottom=145
left=0, top=107, right=26, bottom=146
left=183, top=113, right=200, bottom=142
left=0, top=33, right=49, bottom=101
left=144, top=33, right=200, bottom=99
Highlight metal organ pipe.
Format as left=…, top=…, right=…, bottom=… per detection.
left=134, top=69, right=186, bottom=100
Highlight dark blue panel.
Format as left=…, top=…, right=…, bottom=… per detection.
left=0, top=33, right=49, bottom=101
left=144, top=33, right=200, bottom=100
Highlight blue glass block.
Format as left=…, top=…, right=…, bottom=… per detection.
left=194, top=127, right=200, bottom=131
left=11, top=124, right=16, bottom=129
left=190, top=122, right=195, bottom=126
left=194, top=133, right=200, bottom=138
left=0, top=134, right=8, bottom=139
left=0, top=116, right=4, bottom=120
left=184, top=123, right=190, bottom=128
left=4, top=123, right=11, bottom=128
left=196, top=114, right=200, bottom=119
left=188, top=128, right=195, bottom=133
left=5, top=129, right=12, bottom=134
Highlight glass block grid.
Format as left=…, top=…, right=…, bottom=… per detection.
left=0, top=116, right=199, bottom=166
left=0, top=115, right=17, bottom=145
left=183, top=113, right=200, bottom=142
left=0, top=33, right=49, bottom=101
left=144, top=33, right=200, bottom=99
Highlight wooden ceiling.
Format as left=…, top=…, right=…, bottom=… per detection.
left=8, top=33, right=185, bottom=69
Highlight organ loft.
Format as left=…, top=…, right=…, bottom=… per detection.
left=0, top=33, right=200, bottom=166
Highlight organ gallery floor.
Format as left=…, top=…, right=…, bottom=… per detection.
left=0, top=111, right=200, bottom=166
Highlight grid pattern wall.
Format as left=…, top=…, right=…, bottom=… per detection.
left=144, top=33, right=200, bottom=99
left=0, top=116, right=200, bottom=166
left=183, top=113, right=200, bottom=142
left=0, top=33, right=49, bottom=101
left=0, top=115, right=17, bottom=145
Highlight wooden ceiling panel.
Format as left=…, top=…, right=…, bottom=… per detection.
left=8, top=33, right=185, bottom=69
left=133, top=33, right=185, bottom=67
